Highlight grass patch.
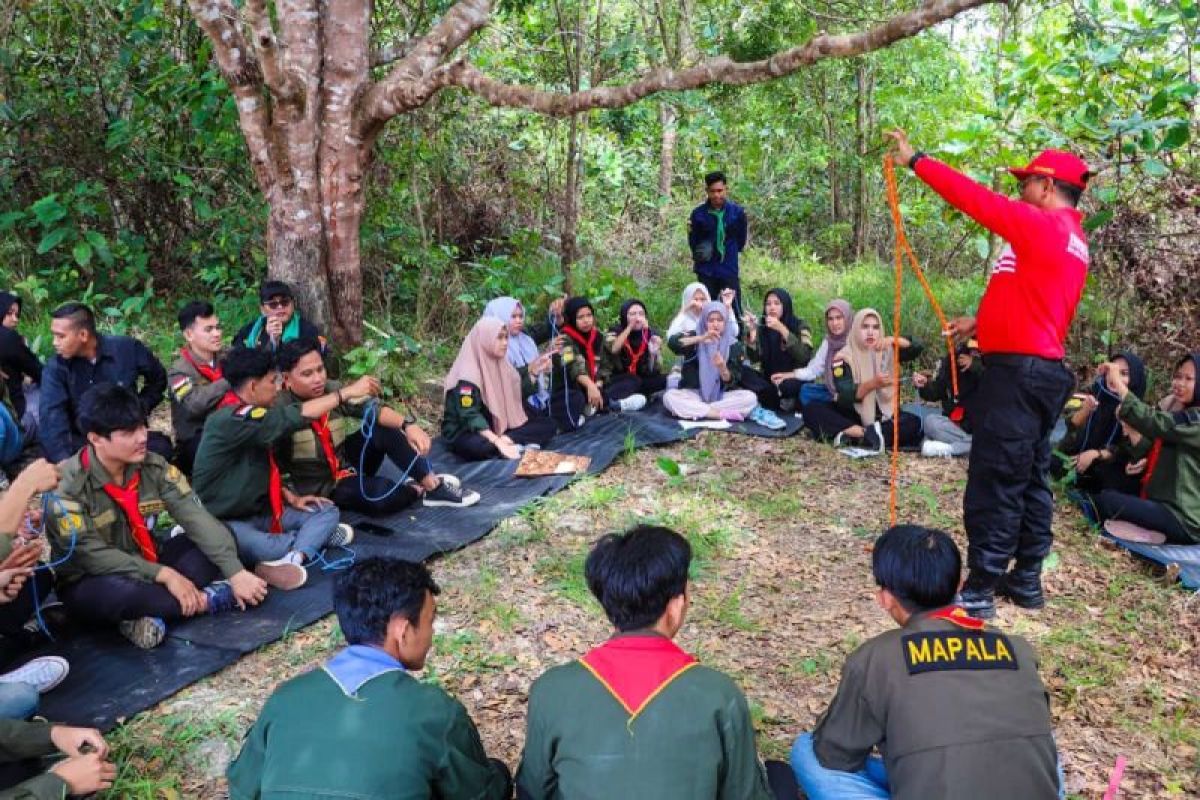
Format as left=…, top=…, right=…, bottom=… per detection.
left=534, top=548, right=594, bottom=608
left=106, top=710, right=242, bottom=798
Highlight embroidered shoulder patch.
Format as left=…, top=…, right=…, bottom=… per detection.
left=901, top=631, right=1019, bottom=675
left=235, top=404, right=266, bottom=421
left=171, top=375, right=193, bottom=400
left=801, top=330, right=813, bottom=347
left=832, top=360, right=846, bottom=379
left=562, top=349, right=575, bottom=364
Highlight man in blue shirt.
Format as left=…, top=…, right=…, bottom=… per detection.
left=39, top=303, right=170, bottom=463
left=688, top=171, right=749, bottom=320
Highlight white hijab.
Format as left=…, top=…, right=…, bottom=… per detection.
left=667, top=282, right=739, bottom=339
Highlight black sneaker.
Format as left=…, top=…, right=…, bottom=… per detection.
left=958, top=586, right=997, bottom=620
left=423, top=479, right=481, bottom=508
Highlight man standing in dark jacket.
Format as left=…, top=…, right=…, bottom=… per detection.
left=39, top=303, right=170, bottom=464
left=688, top=171, right=749, bottom=319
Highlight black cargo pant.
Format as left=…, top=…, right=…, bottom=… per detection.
left=964, top=354, right=1074, bottom=581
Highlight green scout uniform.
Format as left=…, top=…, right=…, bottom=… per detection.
left=547, top=337, right=608, bottom=395
left=50, top=450, right=243, bottom=586
left=517, top=635, right=773, bottom=800
left=441, top=381, right=496, bottom=443
left=274, top=384, right=367, bottom=498
left=227, top=645, right=508, bottom=800
left=1117, top=394, right=1200, bottom=542
left=813, top=607, right=1058, bottom=800
left=667, top=333, right=747, bottom=391
left=0, top=719, right=69, bottom=800
left=192, top=402, right=309, bottom=520
left=745, top=327, right=813, bottom=370
left=831, top=341, right=924, bottom=411
left=167, top=351, right=230, bottom=445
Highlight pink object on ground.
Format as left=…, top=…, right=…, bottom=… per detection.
left=1103, top=755, right=1127, bottom=800
left=719, top=410, right=745, bottom=423
left=1104, top=520, right=1168, bottom=545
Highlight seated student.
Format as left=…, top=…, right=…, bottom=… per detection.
left=666, top=281, right=740, bottom=342
left=277, top=338, right=478, bottom=513
left=0, top=459, right=71, bottom=719
left=0, top=382, right=24, bottom=486
left=791, top=524, right=1061, bottom=800
left=741, top=288, right=813, bottom=414
left=663, top=302, right=759, bottom=422
left=0, top=292, right=42, bottom=428
left=602, top=298, right=666, bottom=403
left=1054, top=351, right=1147, bottom=495
left=227, top=556, right=511, bottom=800
left=554, top=297, right=648, bottom=417
left=517, top=524, right=795, bottom=800
left=1090, top=354, right=1200, bottom=545
left=40, top=303, right=171, bottom=464
left=192, top=348, right=372, bottom=584
left=0, top=718, right=117, bottom=797
left=483, top=296, right=556, bottom=412
left=795, top=299, right=852, bottom=408
left=913, top=338, right=983, bottom=457
left=50, top=384, right=281, bottom=650
left=235, top=280, right=327, bottom=353
left=803, top=308, right=923, bottom=453
left=168, top=301, right=231, bottom=476
left=442, top=318, right=559, bottom=461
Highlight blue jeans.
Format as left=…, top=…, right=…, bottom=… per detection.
left=0, top=682, right=39, bottom=721
left=225, top=505, right=340, bottom=564
left=791, top=732, right=1066, bottom=800
left=800, top=382, right=833, bottom=407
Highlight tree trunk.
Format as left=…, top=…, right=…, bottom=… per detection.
left=658, top=102, right=677, bottom=207
left=852, top=62, right=872, bottom=260
left=266, top=202, right=334, bottom=336
left=561, top=113, right=582, bottom=292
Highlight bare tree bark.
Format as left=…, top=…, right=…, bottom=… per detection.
left=851, top=61, right=873, bottom=260
left=183, top=0, right=1003, bottom=343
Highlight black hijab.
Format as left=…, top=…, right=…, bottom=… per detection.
left=562, top=297, right=600, bottom=379
left=758, top=288, right=802, bottom=376
left=0, top=293, right=18, bottom=322
left=610, top=299, right=656, bottom=344
left=1082, top=350, right=1147, bottom=450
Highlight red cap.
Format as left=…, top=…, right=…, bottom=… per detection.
left=1008, top=149, right=1092, bottom=189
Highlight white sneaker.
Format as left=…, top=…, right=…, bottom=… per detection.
left=169, top=525, right=185, bottom=539
left=0, top=656, right=69, bottom=693
left=617, top=394, right=647, bottom=412
left=329, top=523, right=355, bottom=547
left=921, top=439, right=955, bottom=458
left=254, top=558, right=308, bottom=590
left=437, top=474, right=462, bottom=490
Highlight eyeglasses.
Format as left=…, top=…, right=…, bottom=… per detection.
left=264, top=298, right=293, bottom=310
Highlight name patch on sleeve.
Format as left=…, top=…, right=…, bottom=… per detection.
left=902, top=632, right=1018, bottom=674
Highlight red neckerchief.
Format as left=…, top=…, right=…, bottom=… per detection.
left=219, top=391, right=283, bottom=533
left=926, top=605, right=986, bottom=630
left=1141, top=439, right=1164, bottom=499
left=578, top=635, right=698, bottom=718
left=311, top=413, right=355, bottom=484
left=179, top=347, right=222, bottom=383
left=622, top=333, right=649, bottom=376
left=563, top=325, right=600, bottom=380
left=82, top=447, right=157, bottom=562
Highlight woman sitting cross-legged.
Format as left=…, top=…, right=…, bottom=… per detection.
left=1091, top=353, right=1200, bottom=545
left=602, top=299, right=666, bottom=406
left=741, top=288, right=813, bottom=414
left=803, top=308, right=923, bottom=453
left=662, top=302, right=759, bottom=422
left=442, top=318, right=559, bottom=461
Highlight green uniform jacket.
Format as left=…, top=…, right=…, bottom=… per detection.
left=744, top=326, right=814, bottom=371
left=599, top=332, right=661, bottom=383
left=0, top=719, right=67, bottom=800
left=813, top=609, right=1058, bottom=800
left=1118, top=394, right=1200, bottom=542
left=441, top=381, right=499, bottom=442
left=49, top=449, right=243, bottom=586
left=831, top=341, right=924, bottom=412
left=192, top=402, right=308, bottom=520
left=226, top=660, right=508, bottom=800
left=273, top=384, right=367, bottom=498
left=548, top=336, right=614, bottom=394
left=667, top=333, right=747, bottom=393
left=167, top=352, right=230, bottom=444
left=517, top=653, right=772, bottom=800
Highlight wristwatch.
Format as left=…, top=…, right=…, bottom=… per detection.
left=908, top=151, right=927, bottom=170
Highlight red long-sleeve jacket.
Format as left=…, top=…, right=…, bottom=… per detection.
left=914, top=157, right=1088, bottom=360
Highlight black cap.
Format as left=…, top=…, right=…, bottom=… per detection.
left=259, top=280, right=294, bottom=303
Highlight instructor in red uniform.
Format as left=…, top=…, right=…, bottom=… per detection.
left=888, top=129, right=1091, bottom=619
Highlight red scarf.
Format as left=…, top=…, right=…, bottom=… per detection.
left=564, top=325, right=600, bottom=381
left=579, top=636, right=697, bottom=718
left=927, top=605, right=985, bottom=630
left=312, top=414, right=355, bottom=484
left=1140, top=439, right=1164, bottom=499
left=622, top=334, right=649, bottom=377
left=82, top=448, right=157, bottom=562
left=219, top=391, right=284, bottom=533
left=179, top=347, right=223, bottom=383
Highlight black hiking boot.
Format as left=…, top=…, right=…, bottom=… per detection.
left=995, top=560, right=1046, bottom=610
left=958, top=572, right=998, bottom=620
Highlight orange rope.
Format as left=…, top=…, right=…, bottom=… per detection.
left=883, top=156, right=960, bottom=525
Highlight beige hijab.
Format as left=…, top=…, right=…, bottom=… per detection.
left=834, top=308, right=896, bottom=425
left=444, top=317, right=528, bottom=434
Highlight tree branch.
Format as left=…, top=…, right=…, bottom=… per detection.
left=429, top=0, right=1005, bottom=118
left=371, top=38, right=417, bottom=68
left=243, top=0, right=301, bottom=102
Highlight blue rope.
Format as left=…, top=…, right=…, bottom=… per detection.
left=24, top=493, right=80, bottom=640
left=311, top=544, right=356, bottom=572
left=357, top=400, right=425, bottom=502
left=548, top=317, right=580, bottom=428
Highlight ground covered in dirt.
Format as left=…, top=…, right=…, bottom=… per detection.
left=110, top=432, right=1199, bottom=798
